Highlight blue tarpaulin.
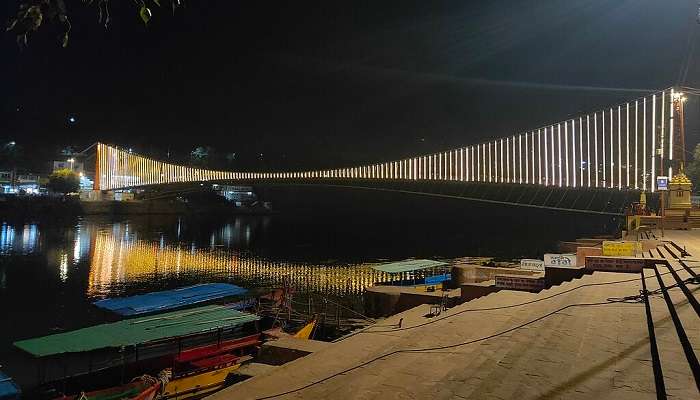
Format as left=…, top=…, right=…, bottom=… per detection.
left=93, top=283, right=247, bottom=316
left=425, top=273, right=451, bottom=285
left=0, top=372, right=20, bottom=400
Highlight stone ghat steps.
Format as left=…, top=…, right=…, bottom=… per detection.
left=642, top=259, right=700, bottom=397
left=211, top=270, right=685, bottom=400
left=444, top=271, right=652, bottom=400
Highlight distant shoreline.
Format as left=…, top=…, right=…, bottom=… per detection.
left=0, top=196, right=275, bottom=219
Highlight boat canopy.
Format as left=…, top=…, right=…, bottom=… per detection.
left=0, top=372, right=20, bottom=400
left=14, top=305, right=260, bottom=358
left=371, top=259, right=448, bottom=274
left=93, top=283, right=247, bottom=316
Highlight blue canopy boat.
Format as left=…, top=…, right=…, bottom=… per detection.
left=0, top=372, right=20, bottom=400
left=93, top=283, right=248, bottom=316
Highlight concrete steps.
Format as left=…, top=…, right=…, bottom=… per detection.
left=210, top=251, right=699, bottom=400
left=642, top=259, right=700, bottom=397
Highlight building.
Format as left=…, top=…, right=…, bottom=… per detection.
left=0, top=171, right=43, bottom=194
left=52, top=160, right=85, bottom=175
left=214, top=185, right=258, bottom=205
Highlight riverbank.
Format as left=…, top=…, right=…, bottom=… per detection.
left=0, top=196, right=274, bottom=219
left=210, top=229, right=700, bottom=399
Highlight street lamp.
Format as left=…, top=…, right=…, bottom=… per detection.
left=68, top=158, right=75, bottom=171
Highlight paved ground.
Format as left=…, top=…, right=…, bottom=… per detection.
left=210, top=231, right=700, bottom=400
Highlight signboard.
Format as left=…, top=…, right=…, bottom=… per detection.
left=602, top=241, right=642, bottom=256
left=585, top=256, right=645, bottom=273
left=520, top=259, right=545, bottom=272
left=657, top=176, right=668, bottom=191
left=495, top=275, right=546, bottom=292
left=544, top=253, right=578, bottom=268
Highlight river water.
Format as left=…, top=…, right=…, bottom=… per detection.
left=0, top=187, right=619, bottom=386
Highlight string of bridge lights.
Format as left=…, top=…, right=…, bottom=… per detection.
left=96, top=88, right=686, bottom=193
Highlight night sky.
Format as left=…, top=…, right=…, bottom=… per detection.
left=3, top=0, right=700, bottom=171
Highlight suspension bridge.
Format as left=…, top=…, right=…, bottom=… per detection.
left=92, top=87, right=690, bottom=215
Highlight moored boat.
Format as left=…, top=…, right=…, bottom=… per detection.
left=14, top=305, right=261, bottom=387
left=52, top=373, right=166, bottom=400
left=93, top=284, right=249, bottom=316
left=292, top=319, right=317, bottom=340
left=161, top=356, right=248, bottom=400
left=0, top=372, right=21, bottom=400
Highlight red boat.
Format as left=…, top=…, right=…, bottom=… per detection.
left=173, top=333, right=262, bottom=371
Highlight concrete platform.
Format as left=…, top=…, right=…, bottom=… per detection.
left=234, top=362, right=279, bottom=378
left=210, top=267, right=699, bottom=399
left=363, top=285, right=460, bottom=317
left=255, top=337, right=332, bottom=366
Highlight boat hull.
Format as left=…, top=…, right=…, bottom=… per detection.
left=161, top=363, right=240, bottom=400
left=54, top=380, right=160, bottom=400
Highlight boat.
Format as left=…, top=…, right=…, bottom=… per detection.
left=293, top=319, right=317, bottom=340
left=52, top=373, right=165, bottom=400
left=93, top=283, right=248, bottom=316
left=161, top=355, right=248, bottom=400
left=0, top=372, right=20, bottom=400
left=160, top=319, right=315, bottom=399
left=14, top=304, right=261, bottom=385
left=159, top=332, right=261, bottom=400
left=174, top=333, right=262, bottom=367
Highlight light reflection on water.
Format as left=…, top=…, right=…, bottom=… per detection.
left=0, top=218, right=393, bottom=299
left=1, top=222, right=40, bottom=255
left=87, top=224, right=391, bottom=297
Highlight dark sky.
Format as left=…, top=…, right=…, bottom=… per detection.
left=3, top=0, right=700, bottom=170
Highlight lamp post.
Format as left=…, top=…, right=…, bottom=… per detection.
left=5, top=141, right=17, bottom=192
left=68, top=158, right=75, bottom=172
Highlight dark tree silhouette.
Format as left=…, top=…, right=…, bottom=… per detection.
left=7, top=0, right=183, bottom=48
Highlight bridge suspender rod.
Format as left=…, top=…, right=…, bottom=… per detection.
left=564, top=121, right=569, bottom=187
left=669, top=88, right=674, bottom=178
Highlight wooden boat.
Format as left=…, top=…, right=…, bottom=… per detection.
left=94, top=284, right=249, bottom=316
left=293, top=319, right=317, bottom=340
left=173, top=333, right=261, bottom=367
left=0, top=372, right=21, bottom=400
left=161, top=356, right=249, bottom=400
left=160, top=333, right=262, bottom=400
left=160, top=320, right=316, bottom=399
left=14, top=305, right=261, bottom=385
left=53, top=375, right=163, bottom=400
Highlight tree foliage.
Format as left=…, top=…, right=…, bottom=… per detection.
left=47, top=168, right=80, bottom=193
left=190, top=146, right=211, bottom=167
left=685, top=143, right=700, bottom=193
left=7, top=0, right=184, bottom=49
left=0, top=142, right=23, bottom=170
